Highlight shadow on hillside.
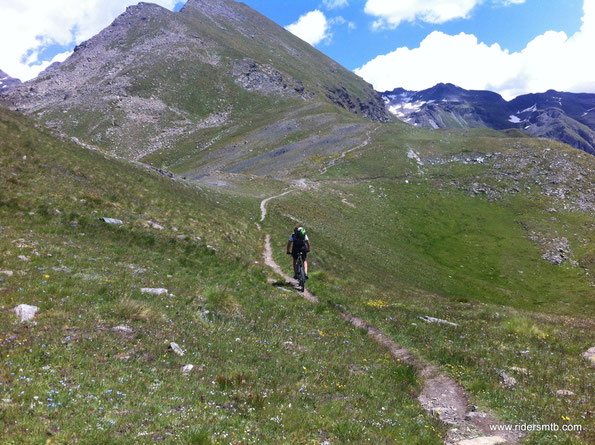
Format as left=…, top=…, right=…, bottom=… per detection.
left=272, top=280, right=305, bottom=293
left=272, top=281, right=293, bottom=288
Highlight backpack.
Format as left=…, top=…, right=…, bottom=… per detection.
left=293, top=227, right=306, bottom=249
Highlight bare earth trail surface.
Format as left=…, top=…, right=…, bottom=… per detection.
left=259, top=190, right=523, bottom=445
left=260, top=190, right=296, bottom=222
left=319, top=125, right=381, bottom=175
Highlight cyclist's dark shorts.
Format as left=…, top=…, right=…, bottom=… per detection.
left=291, top=247, right=308, bottom=260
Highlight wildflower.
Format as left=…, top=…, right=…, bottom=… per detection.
left=366, top=299, right=388, bottom=308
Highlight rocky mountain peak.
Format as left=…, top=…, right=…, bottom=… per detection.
left=111, top=1, right=169, bottom=25
left=0, top=69, right=21, bottom=90
left=423, top=83, right=465, bottom=101
left=181, top=0, right=245, bottom=19
left=0, top=0, right=390, bottom=172
left=382, top=83, right=595, bottom=155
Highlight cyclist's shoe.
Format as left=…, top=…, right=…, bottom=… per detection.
left=305, top=275, right=309, bottom=280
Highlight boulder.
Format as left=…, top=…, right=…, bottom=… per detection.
left=582, top=346, right=595, bottom=366
left=13, top=304, right=39, bottom=322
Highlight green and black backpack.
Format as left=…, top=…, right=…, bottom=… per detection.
left=293, top=227, right=307, bottom=249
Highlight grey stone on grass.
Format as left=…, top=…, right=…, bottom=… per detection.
left=111, top=325, right=133, bottom=333
left=499, top=371, right=517, bottom=388
left=582, top=346, right=595, bottom=366
left=555, top=389, right=575, bottom=397
left=99, top=217, right=123, bottom=225
left=147, top=220, right=164, bottom=230
left=13, top=304, right=39, bottom=322
left=141, top=288, right=168, bottom=295
left=181, top=364, right=194, bottom=375
left=419, top=316, right=459, bottom=327
left=169, top=342, right=184, bottom=356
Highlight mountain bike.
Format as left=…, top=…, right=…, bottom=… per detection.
left=296, top=252, right=306, bottom=292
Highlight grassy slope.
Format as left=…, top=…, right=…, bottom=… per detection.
left=0, top=109, right=445, bottom=443
left=2, top=102, right=593, bottom=444
left=138, top=1, right=382, bottom=176
left=259, top=122, right=595, bottom=444
left=178, top=0, right=378, bottom=105
left=6, top=0, right=385, bottom=177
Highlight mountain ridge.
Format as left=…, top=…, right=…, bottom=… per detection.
left=0, top=69, right=21, bottom=90
left=0, top=0, right=389, bottom=177
left=382, top=83, right=595, bottom=155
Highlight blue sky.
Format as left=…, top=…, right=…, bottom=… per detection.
left=242, top=0, right=584, bottom=71
left=1, top=0, right=593, bottom=99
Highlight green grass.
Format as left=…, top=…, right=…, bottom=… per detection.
left=257, top=121, right=594, bottom=443
left=2, top=93, right=594, bottom=443
left=1, top=108, right=447, bottom=443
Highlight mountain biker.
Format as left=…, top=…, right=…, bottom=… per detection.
left=286, top=225, right=310, bottom=280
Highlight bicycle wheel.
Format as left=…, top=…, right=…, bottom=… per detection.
left=298, top=256, right=306, bottom=291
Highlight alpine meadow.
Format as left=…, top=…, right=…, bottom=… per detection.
left=0, top=0, right=593, bottom=444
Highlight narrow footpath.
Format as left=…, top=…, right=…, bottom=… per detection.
left=258, top=190, right=522, bottom=445
left=319, top=125, right=381, bottom=175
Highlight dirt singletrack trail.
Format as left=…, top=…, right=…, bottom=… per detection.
left=258, top=188, right=522, bottom=445
left=263, top=234, right=318, bottom=303
left=260, top=190, right=295, bottom=222
left=319, top=125, right=381, bottom=175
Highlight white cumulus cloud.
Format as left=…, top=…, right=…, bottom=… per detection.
left=286, top=10, right=331, bottom=46
left=323, top=0, right=350, bottom=10
left=0, top=0, right=178, bottom=82
left=364, top=0, right=480, bottom=29
left=364, top=0, right=527, bottom=29
left=355, top=0, right=595, bottom=99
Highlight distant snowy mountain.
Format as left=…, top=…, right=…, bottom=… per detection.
left=0, top=70, right=21, bottom=90
left=382, top=84, right=595, bottom=155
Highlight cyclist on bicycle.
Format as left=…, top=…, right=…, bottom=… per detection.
left=286, top=225, right=310, bottom=280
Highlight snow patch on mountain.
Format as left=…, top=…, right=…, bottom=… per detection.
left=381, top=85, right=595, bottom=156
left=0, top=70, right=21, bottom=89
left=388, top=100, right=426, bottom=118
